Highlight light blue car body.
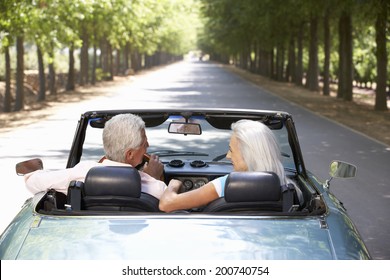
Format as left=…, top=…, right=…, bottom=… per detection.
left=0, top=174, right=369, bottom=260
left=0, top=109, right=371, bottom=260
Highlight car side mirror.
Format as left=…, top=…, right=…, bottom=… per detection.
left=329, top=160, right=357, bottom=179
left=16, top=158, right=43, bottom=176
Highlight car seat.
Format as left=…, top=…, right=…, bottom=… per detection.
left=202, top=172, right=295, bottom=213
left=67, top=166, right=160, bottom=212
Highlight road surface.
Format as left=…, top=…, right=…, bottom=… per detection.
left=0, top=61, right=389, bottom=259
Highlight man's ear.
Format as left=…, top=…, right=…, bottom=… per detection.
left=125, top=149, right=134, bottom=164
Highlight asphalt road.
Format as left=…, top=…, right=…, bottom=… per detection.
left=0, top=60, right=389, bottom=259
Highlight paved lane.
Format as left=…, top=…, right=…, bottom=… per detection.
left=0, top=61, right=388, bottom=259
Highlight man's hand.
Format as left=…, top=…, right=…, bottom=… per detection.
left=142, top=154, right=164, bottom=180
left=16, top=158, right=43, bottom=175
left=167, top=179, right=182, bottom=193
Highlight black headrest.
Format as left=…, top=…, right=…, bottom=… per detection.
left=83, top=166, right=141, bottom=198
left=225, top=172, right=281, bottom=202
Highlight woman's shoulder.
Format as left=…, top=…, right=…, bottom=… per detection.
left=211, top=174, right=229, bottom=197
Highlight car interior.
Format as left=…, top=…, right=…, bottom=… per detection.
left=34, top=163, right=326, bottom=217
left=28, top=110, right=328, bottom=217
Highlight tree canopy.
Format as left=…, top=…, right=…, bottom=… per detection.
left=0, top=0, right=388, bottom=112
left=198, top=0, right=389, bottom=111
left=0, top=0, right=201, bottom=111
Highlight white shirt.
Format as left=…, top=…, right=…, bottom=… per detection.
left=24, top=159, right=167, bottom=199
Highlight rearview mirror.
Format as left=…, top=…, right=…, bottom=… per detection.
left=329, top=160, right=357, bottom=179
left=168, top=122, right=202, bottom=135
left=16, top=158, right=43, bottom=176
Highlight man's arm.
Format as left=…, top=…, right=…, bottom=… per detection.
left=24, top=161, right=96, bottom=195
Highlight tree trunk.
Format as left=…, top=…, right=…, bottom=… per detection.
left=66, top=44, right=75, bottom=91
left=258, top=50, right=264, bottom=75
left=108, top=43, right=114, bottom=80
left=306, top=15, right=319, bottom=91
left=145, top=54, right=152, bottom=69
left=265, top=50, right=272, bottom=78
left=37, top=45, right=46, bottom=102
left=14, top=36, right=24, bottom=111
left=275, top=44, right=285, bottom=81
left=338, top=11, right=353, bottom=101
left=91, top=44, right=97, bottom=85
left=252, top=41, right=258, bottom=73
left=244, top=47, right=250, bottom=70
left=79, top=29, right=89, bottom=86
left=123, top=43, right=129, bottom=72
left=374, top=0, right=388, bottom=111
left=337, top=13, right=345, bottom=98
left=48, top=46, right=57, bottom=96
left=101, top=39, right=107, bottom=75
left=344, top=12, right=353, bottom=101
left=286, top=35, right=296, bottom=83
left=91, top=27, right=97, bottom=84
left=323, top=8, right=331, bottom=96
left=3, top=46, right=11, bottom=112
left=270, top=48, right=275, bottom=80
left=101, top=38, right=113, bottom=79
left=239, top=51, right=245, bottom=69
left=295, top=22, right=304, bottom=86
left=115, top=49, right=121, bottom=75
left=131, top=50, right=141, bottom=72
left=255, top=43, right=261, bottom=74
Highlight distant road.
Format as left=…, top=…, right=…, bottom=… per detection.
left=0, top=61, right=388, bottom=259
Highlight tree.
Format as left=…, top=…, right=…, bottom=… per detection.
left=48, top=45, right=57, bottom=96
left=306, top=14, right=319, bottom=91
left=56, top=0, right=85, bottom=91
left=36, top=45, right=46, bottom=101
left=374, top=0, right=388, bottom=111
left=30, top=1, right=54, bottom=102
left=79, top=27, right=89, bottom=85
left=0, top=0, right=200, bottom=112
left=323, top=7, right=331, bottom=96
left=0, top=0, right=13, bottom=112
left=198, top=0, right=388, bottom=112
left=14, top=36, right=24, bottom=111
left=7, top=0, right=32, bottom=111
left=3, top=44, right=12, bottom=112
left=66, top=44, right=75, bottom=91
left=295, top=21, right=305, bottom=87
left=337, top=9, right=353, bottom=101
left=286, top=36, right=296, bottom=83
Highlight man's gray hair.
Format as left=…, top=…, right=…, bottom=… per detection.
left=103, top=114, right=145, bottom=163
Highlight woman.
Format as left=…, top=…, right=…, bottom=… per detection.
left=159, top=119, right=300, bottom=212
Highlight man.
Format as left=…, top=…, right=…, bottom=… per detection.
left=25, top=113, right=166, bottom=199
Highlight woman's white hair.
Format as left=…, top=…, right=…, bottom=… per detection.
left=102, top=114, right=145, bottom=163
left=231, top=119, right=288, bottom=185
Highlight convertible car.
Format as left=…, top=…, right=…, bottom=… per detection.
left=0, top=108, right=370, bottom=259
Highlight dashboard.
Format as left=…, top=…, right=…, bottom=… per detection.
left=163, top=159, right=233, bottom=193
